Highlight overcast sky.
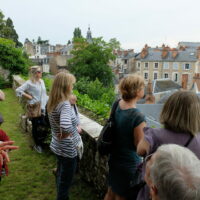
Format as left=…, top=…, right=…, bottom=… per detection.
left=1, top=0, right=200, bottom=51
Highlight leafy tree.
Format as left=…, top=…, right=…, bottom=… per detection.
left=73, top=27, right=82, bottom=39
left=0, top=11, right=4, bottom=32
left=109, top=38, right=121, bottom=50
left=37, top=36, right=49, bottom=45
left=68, top=37, right=115, bottom=87
left=67, top=40, right=71, bottom=45
left=0, top=38, right=30, bottom=76
left=0, top=11, right=22, bottom=47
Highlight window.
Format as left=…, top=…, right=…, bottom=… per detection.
left=173, top=62, right=178, bottom=70
left=164, top=73, right=169, bottom=78
left=173, top=73, right=178, bottom=82
left=154, top=62, right=159, bottom=69
left=144, top=72, right=148, bottom=80
left=124, top=59, right=128, bottom=64
left=184, top=63, right=190, bottom=70
left=163, top=62, right=169, bottom=69
left=137, top=62, right=141, bottom=69
left=153, top=72, right=158, bottom=80
left=144, top=62, right=148, bottom=68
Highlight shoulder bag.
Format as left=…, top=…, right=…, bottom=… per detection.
left=26, top=83, right=42, bottom=118
left=97, top=99, right=120, bottom=156
left=49, top=110, right=84, bottom=160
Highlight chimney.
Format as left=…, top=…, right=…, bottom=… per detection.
left=162, top=47, right=169, bottom=59
left=145, top=79, right=155, bottom=104
left=182, top=74, right=188, bottom=90
left=171, top=48, right=178, bottom=59
left=144, top=44, right=149, bottom=49
left=141, top=48, right=148, bottom=59
left=179, top=45, right=186, bottom=51
left=192, top=73, right=200, bottom=92
left=197, top=47, right=200, bottom=59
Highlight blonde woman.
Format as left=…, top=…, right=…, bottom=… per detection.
left=104, top=74, right=146, bottom=200
left=16, top=66, right=48, bottom=153
left=47, top=72, right=82, bottom=200
left=137, top=91, right=200, bottom=200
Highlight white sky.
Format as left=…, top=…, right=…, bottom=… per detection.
left=1, top=0, right=200, bottom=51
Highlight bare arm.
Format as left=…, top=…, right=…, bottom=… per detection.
left=137, top=138, right=150, bottom=156
left=0, top=90, right=5, bottom=101
left=133, top=122, right=146, bottom=147
left=22, top=93, right=33, bottom=100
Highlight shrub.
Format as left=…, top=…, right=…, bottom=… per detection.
left=0, top=75, right=11, bottom=88
left=74, top=78, right=115, bottom=105
left=73, top=90, right=110, bottom=119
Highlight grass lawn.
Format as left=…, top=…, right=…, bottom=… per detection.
left=0, top=88, right=97, bottom=200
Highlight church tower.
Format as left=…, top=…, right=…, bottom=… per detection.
left=86, top=26, right=93, bottom=44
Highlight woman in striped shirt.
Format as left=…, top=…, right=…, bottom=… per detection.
left=47, top=72, right=82, bottom=200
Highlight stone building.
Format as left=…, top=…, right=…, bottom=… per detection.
left=111, top=49, right=136, bottom=79
left=135, top=42, right=200, bottom=89
left=24, top=38, right=35, bottom=56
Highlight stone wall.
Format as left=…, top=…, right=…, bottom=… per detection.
left=12, top=75, right=108, bottom=198
left=0, top=66, right=10, bottom=81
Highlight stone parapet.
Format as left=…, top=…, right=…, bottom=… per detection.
left=12, top=75, right=108, bottom=198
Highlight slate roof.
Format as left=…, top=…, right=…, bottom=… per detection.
left=137, top=104, right=163, bottom=128
left=153, top=79, right=181, bottom=94
left=157, top=91, right=177, bottom=104
left=178, top=42, right=200, bottom=48
left=60, top=44, right=73, bottom=54
left=135, top=48, right=197, bottom=62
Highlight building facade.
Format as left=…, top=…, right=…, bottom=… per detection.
left=135, top=43, right=200, bottom=89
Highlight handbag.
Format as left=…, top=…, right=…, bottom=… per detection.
left=26, top=83, right=42, bottom=118
left=26, top=102, right=41, bottom=118
left=77, top=138, right=84, bottom=160
left=49, top=110, right=84, bottom=159
left=97, top=99, right=120, bottom=156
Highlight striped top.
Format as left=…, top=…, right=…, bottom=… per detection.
left=48, top=101, right=81, bottom=158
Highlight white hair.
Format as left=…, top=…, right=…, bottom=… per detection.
left=150, top=144, right=200, bottom=200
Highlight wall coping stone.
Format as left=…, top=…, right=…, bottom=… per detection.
left=13, top=75, right=103, bottom=139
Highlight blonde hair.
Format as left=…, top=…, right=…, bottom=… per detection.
left=119, top=74, right=144, bottom=101
left=160, top=91, right=200, bottom=135
left=47, top=72, right=76, bottom=112
left=29, top=66, right=41, bottom=83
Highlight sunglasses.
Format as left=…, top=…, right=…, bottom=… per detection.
left=36, top=71, right=42, bottom=74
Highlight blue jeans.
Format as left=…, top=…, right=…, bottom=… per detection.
left=56, top=155, right=77, bottom=200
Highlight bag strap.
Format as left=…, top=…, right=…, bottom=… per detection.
left=109, top=99, right=120, bottom=121
left=184, top=134, right=194, bottom=147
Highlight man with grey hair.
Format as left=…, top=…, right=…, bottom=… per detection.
left=145, top=144, right=200, bottom=200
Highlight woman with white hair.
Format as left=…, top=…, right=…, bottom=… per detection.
left=137, top=91, right=200, bottom=200
left=145, top=144, right=200, bottom=200
left=16, top=66, right=48, bottom=153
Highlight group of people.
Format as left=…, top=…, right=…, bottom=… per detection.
left=2, top=65, right=200, bottom=200
left=104, top=74, right=200, bottom=200
left=16, top=66, right=82, bottom=200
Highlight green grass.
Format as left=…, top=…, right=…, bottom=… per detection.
left=0, top=89, right=97, bottom=200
